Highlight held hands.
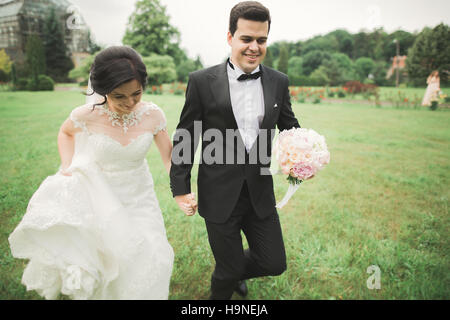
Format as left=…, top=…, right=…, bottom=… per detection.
left=175, top=193, right=198, bottom=216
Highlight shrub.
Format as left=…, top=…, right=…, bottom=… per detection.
left=37, top=75, right=54, bottom=91
left=289, top=75, right=323, bottom=87
left=0, top=82, right=13, bottom=92
left=430, top=101, right=438, bottom=111
left=143, top=55, right=177, bottom=85
left=0, top=69, right=9, bottom=82
left=16, top=78, right=28, bottom=91
left=14, top=76, right=54, bottom=91
left=171, top=82, right=186, bottom=95
left=78, top=79, right=89, bottom=87
left=343, top=81, right=364, bottom=94
left=354, top=57, right=375, bottom=82
left=343, top=81, right=379, bottom=95
left=26, top=78, right=38, bottom=91
left=361, top=84, right=379, bottom=97
left=289, top=86, right=327, bottom=103
left=147, top=85, right=163, bottom=95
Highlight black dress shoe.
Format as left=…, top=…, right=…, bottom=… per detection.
left=234, top=280, right=248, bottom=297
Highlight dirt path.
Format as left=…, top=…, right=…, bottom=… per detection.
left=54, top=85, right=84, bottom=92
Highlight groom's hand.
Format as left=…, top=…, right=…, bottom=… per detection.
left=175, top=193, right=198, bottom=216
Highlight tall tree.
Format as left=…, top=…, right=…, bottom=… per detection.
left=176, top=58, right=196, bottom=82
left=0, top=49, right=12, bottom=74
left=68, top=54, right=96, bottom=84
left=406, top=23, right=450, bottom=86
left=194, top=55, right=203, bottom=70
left=355, top=57, right=376, bottom=82
left=123, top=0, right=184, bottom=64
left=302, top=34, right=339, bottom=55
left=302, top=50, right=332, bottom=76
left=383, top=30, right=416, bottom=62
left=0, top=49, right=12, bottom=82
left=369, top=28, right=388, bottom=61
left=87, top=30, right=102, bottom=55
left=321, top=59, right=342, bottom=86
left=43, top=8, right=74, bottom=82
left=11, top=62, right=17, bottom=87
left=330, top=52, right=355, bottom=83
left=328, top=29, right=354, bottom=58
left=277, top=44, right=289, bottom=75
left=287, top=56, right=303, bottom=85
left=353, top=32, right=370, bottom=59
left=25, top=34, right=46, bottom=86
left=143, top=54, right=177, bottom=85
left=263, top=47, right=273, bottom=68
left=267, top=42, right=281, bottom=61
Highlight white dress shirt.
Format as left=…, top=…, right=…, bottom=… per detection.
left=227, top=59, right=265, bottom=152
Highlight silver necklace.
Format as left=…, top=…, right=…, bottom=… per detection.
left=99, top=104, right=142, bottom=134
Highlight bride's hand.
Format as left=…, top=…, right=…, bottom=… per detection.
left=175, top=193, right=197, bottom=216
left=188, top=193, right=198, bottom=213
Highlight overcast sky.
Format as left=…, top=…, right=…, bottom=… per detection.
left=69, top=0, right=450, bottom=66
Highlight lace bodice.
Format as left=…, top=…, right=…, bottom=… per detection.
left=69, top=101, right=166, bottom=171
left=70, top=101, right=166, bottom=145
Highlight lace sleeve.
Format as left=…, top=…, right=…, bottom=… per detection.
left=69, top=105, right=90, bottom=132
left=142, top=102, right=167, bottom=135
left=153, top=107, right=167, bottom=135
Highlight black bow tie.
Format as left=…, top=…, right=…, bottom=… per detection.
left=237, top=71, right=262, bottom=81
left=228, top=58, right=262, bottom=81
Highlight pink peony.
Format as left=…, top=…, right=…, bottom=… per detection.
left=291, top=163, right=315, bottom=180
left=275, top=127, right=330, bottom=182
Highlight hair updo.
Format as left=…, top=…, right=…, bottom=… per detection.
left=88, top=46, right=148, bottom=107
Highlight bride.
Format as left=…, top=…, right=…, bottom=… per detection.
left=8, top=46, right=194, bottom=299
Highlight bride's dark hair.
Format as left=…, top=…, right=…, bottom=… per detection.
left=87, top=46, right=148, bottom=107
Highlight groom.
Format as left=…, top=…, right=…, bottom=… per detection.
left=170, top=1, right=301, bottom=300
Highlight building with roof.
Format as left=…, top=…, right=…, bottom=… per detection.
left=0, top=0, right=90, bottom=67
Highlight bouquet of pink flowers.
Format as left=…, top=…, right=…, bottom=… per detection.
left=274, top=127, right=330, bottom=208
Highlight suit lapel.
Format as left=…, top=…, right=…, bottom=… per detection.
left=208, top=62, right=238, bottom=130
left=260, top=65, right=277, bottom=130
left=208, top=63, right=277, bottom=131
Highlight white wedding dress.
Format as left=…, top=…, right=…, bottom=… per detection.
left=8, top=101, right=174, bottom=300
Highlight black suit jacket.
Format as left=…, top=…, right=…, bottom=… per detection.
left=170, top=62, right=300, bottom=223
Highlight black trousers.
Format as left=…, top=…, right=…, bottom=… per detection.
left=204, top=181, right=287, bottom=300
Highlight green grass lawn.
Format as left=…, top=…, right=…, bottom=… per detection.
left=0, top=91, right=449, bottom=300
